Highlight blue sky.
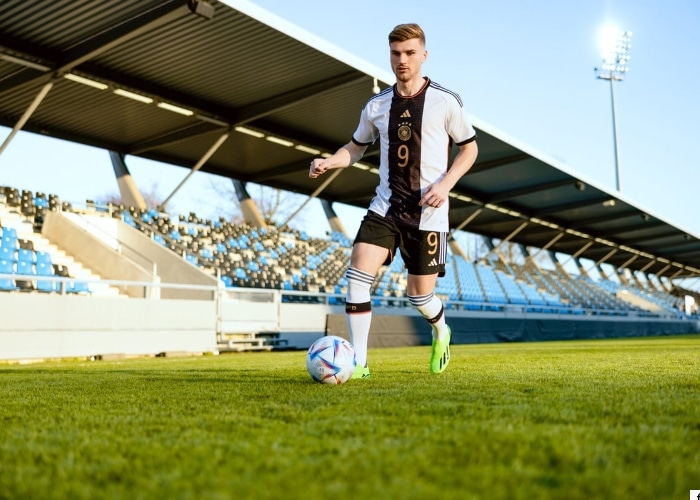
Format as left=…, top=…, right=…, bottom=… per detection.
left=1, top=0, right=699, bottom=242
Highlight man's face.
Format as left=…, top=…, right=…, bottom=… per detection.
left=390, top=38, right=426, bottom=83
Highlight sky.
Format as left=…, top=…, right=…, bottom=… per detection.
left=1, top=0, right=699, bottom=248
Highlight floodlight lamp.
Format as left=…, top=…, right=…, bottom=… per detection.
left=597, top=26, right=633, bottom=80
left=372, top=78, right=381, bottom=94
left=575, top=180, right=586, bottom=191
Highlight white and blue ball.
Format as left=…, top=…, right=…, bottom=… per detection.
left=306, top=336, right=356, bottom=384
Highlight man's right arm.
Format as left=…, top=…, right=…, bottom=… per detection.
left=309, top=141, right=368, bottom=179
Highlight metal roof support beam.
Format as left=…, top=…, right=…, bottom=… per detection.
left=231, top=179, right=266, bottom=228
left=574, top=257, right=590, bottom=279
left=231, top=73, right=366, bottom=125
left=470, top=153, right=531, bottom=174
left=586, top=247, right=618, bottom=275
left=528, top=231, right=565, bottom=260
left=129, top=123, right=224, bottom=155
left=109, top=151, right=147, bottom=210
left=595, top=247, right=619, bottom=266
left=596, top=264, right=611, bottom=281
left=626, top=229, right=684, bottom=244
left=479, top=221, right=528, bottom=265
left=247, top=160, right=313, bottom=183
left=448, top=238, right=468, bottom=260
left=639, top=260, right=657, bottom=273
left=618, top=253, right=639, bottom=271
left=572, top=241, right=595, bottom=259
left=486, top=178, right=573, bottom=204
left=558, top=240, right=595, bottom=275
left=536, top=196, right=612, bottom=217
left=281, top=168, right=343, bottom=228
left=0, top=1, right=188, bottom=96
left=573, top=209, right=639, bottom=227
left=658, top=274, right=673, bottom=292
left=668, top=268, right=684, bottom=281
left=656, top=264, right=672, bottom=277
left=320, top=199, right=347, bottom=237
left=596, top=219, right=665, bottom=237
left=0, top=78, right=54, bottom=159
left=453, top=208, right=484, bottom=232
left=158, top=131, right=229, bottom=211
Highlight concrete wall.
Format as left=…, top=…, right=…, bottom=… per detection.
left=42, top=211, right=153, bottom=297
left=115, top=221, right=217, bottom=300
left=42, top=211, right=217, bottom=300
left=0, top=294, right=217, bottom=360
left=616, top=289, right=667, bottom=313
left=326, top=312, right=700, bottom=347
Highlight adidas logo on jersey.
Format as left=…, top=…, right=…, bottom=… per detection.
left=400, top=109, right=411, bottom=118
left=428, top=258, right=438, bottom=267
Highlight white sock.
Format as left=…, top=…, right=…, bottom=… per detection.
left=345, top=267, right=374, bottom=367
left=408, top=292, right=448, bottom=341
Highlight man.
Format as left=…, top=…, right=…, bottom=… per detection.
left=309, top=23, right=478, bottom=377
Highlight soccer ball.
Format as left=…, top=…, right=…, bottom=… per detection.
left=306, top=335, right=356, bottom=384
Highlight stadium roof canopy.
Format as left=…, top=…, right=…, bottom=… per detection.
left=1, top=0, right=699, bottom=279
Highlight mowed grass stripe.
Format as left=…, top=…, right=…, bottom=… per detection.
left=0, top=335, right=698, bottom=500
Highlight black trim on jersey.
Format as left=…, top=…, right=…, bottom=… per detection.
left=351, top=136, right=373, bottom=147
left=455, top=134, right=477, bottom=146
left=429, top=81, right=463, bottom=107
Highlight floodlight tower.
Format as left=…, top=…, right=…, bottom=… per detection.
left=595, top=27, right=632, bottom=192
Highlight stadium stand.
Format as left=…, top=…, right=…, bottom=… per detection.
left=0, top=186, right=122, bottom=297
left=3, top=183, right=696, bottom=322
left=0, top=183, right=698, bottom=361
left=0, top=1, right=695, bottom=362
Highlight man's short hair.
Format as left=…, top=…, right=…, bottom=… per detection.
left=388, top=23, right=425, bottom=45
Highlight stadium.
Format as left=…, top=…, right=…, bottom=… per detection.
left=0, top=1, right=698, bottom=499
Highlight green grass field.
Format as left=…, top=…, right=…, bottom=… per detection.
left=1, top=335, right=698, bottom=500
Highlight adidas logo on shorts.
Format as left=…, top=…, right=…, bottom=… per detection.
left=428, top=258, right=438, bottom=267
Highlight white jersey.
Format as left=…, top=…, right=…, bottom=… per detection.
left=352, top=77, right=476, bottom=231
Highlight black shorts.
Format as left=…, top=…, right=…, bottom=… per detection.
left=353, top=211, right=447, bottom=277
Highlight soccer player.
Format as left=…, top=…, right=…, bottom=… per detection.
left=309, top=23, right=478, bottom=377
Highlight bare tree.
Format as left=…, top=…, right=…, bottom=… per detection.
left=205, top=178, right=311, bottom=228
left=98, top=182, right=166, bottom=211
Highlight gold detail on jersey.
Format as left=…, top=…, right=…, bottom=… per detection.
left=427, top=232, right=439, bottom=255
left=401, top=109, right=411, bottom=118
left=397, top=144, right=409, bottom=167
left=398, top=124, right=411, bottom=141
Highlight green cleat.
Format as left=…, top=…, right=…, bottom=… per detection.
left=430, top=325, right=451, bottom=374
left=351, top=364, right=371, bottom=380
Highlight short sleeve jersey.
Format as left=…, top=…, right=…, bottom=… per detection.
left=351, top=77, right=476, bottom=232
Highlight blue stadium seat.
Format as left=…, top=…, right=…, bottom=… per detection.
left=17, top=248, right=35, bottom=263
left=35, top=261, right=57, bottom=292
left=0, top=246, right=16, bottom=262
left=35, top=251, right=52, bottom=265
left=121, top=213, right=136, bottom=227
left=15, top=260, right=34, bottom=276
